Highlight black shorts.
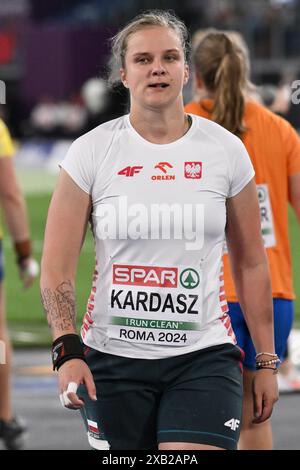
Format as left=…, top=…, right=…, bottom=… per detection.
left=78, top=343, right=243, bottom=450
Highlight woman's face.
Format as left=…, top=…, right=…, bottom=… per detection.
left=120, top=26, right=189, bottom=111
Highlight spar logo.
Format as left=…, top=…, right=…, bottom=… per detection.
left=113, top=265, right=200, bottom=289
left=184, top=162, right=202, bottom=179
left=180, top=268, right=200, bottom=289
left=113, top=265, right=178, bottom=288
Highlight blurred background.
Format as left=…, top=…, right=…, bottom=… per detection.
left=0, top=0, right=300, bottom=450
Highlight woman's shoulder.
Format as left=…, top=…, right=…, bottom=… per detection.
left=63, top=115, right=129, bottom=172
left=191, top=113, right=243, bottom=149
left=74, top=115, right=128, bottom=147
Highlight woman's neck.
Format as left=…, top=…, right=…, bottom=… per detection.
left=129, top=102, right=190, bottom=144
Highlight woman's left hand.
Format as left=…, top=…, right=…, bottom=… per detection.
left=252, top=369, right=279, bottom=424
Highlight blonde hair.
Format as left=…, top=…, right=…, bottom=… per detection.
left=108, top=10, right=191, bottom=87
left=192, top=29, right=256, bottom=136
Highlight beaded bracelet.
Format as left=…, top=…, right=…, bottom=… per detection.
left=256, top=366, right=278, bottom=374
left=256, top=358, right=280, bottom=367
left=255, top=352, right=278, bottom=359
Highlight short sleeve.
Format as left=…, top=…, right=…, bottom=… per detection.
left=60, top=137, right=95, bottom=194
left=281, top=120, right=300, bottom=176
left=228, top=137, right=255, bottom=198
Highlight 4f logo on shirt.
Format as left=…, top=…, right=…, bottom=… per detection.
left=118, top=166, right=143, bottom=177
left=152, top=162, right=175, bottom=181
left=224, top=418, right=240, bottom=431
left=184, top=162, right=202, bottom=179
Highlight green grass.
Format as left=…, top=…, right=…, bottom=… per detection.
left=3, top=172, right=300, bottom=346
left=4, top=179, right=95, bottom=346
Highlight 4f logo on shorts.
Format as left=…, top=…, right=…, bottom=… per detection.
left=118, top=166, right=143, bottom=177
left=224, top=418, right=240, bottom=431
left=184, top=162, right=202, bottom=179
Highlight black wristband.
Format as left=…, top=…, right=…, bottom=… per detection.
left=14, top=240, right=32, bottom=264
left=52, top=334, right=85, bottom=371
left=256, top=366, right=278, bottom=374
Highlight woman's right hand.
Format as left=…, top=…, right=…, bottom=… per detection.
left=252, top=368, right=279, bottom=424
left=58, top=359, right=97, bottom=410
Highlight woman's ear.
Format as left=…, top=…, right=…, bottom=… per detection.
left=120, top=68, right=128, bottom=88
left=183, top=64, right=190, bottom=85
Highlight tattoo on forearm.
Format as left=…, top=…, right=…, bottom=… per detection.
left=41, top=280, right=77, bottom=332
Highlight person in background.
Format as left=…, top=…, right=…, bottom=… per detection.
left=259, top=81, right=300, bottom=393
left=185, top=29, right=300, bottom=449
left=0, top=118, right=39, bottom=449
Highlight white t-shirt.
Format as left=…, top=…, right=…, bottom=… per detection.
left=60, top=114, right=254, bottom=359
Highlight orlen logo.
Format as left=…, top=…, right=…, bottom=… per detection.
left=155, top=162, right=173, bottom=174
left=113, top=265, right=178, bottom=288
left=184, top=162, right=202, bottom=179
left=118, top=166, right=143, bottom=177
left=152, top=162, right=175, bottom=181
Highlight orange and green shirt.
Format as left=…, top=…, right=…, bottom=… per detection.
left=0, top=119, right=15, bottom=239
left=185, top=99, right=300, bottom=300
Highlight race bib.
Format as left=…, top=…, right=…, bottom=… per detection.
left=107, top=263, right=203, bottom=347
left=223, top=183, right=276, bottom=253
left=257, top=184, right=276, bottom=248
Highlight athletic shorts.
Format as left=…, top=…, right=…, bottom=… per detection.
left=228, top=298, right=294, bottom=370
left=78, top=343, right=243, bottom=451
left=0, top=241, right=4, bottom=282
